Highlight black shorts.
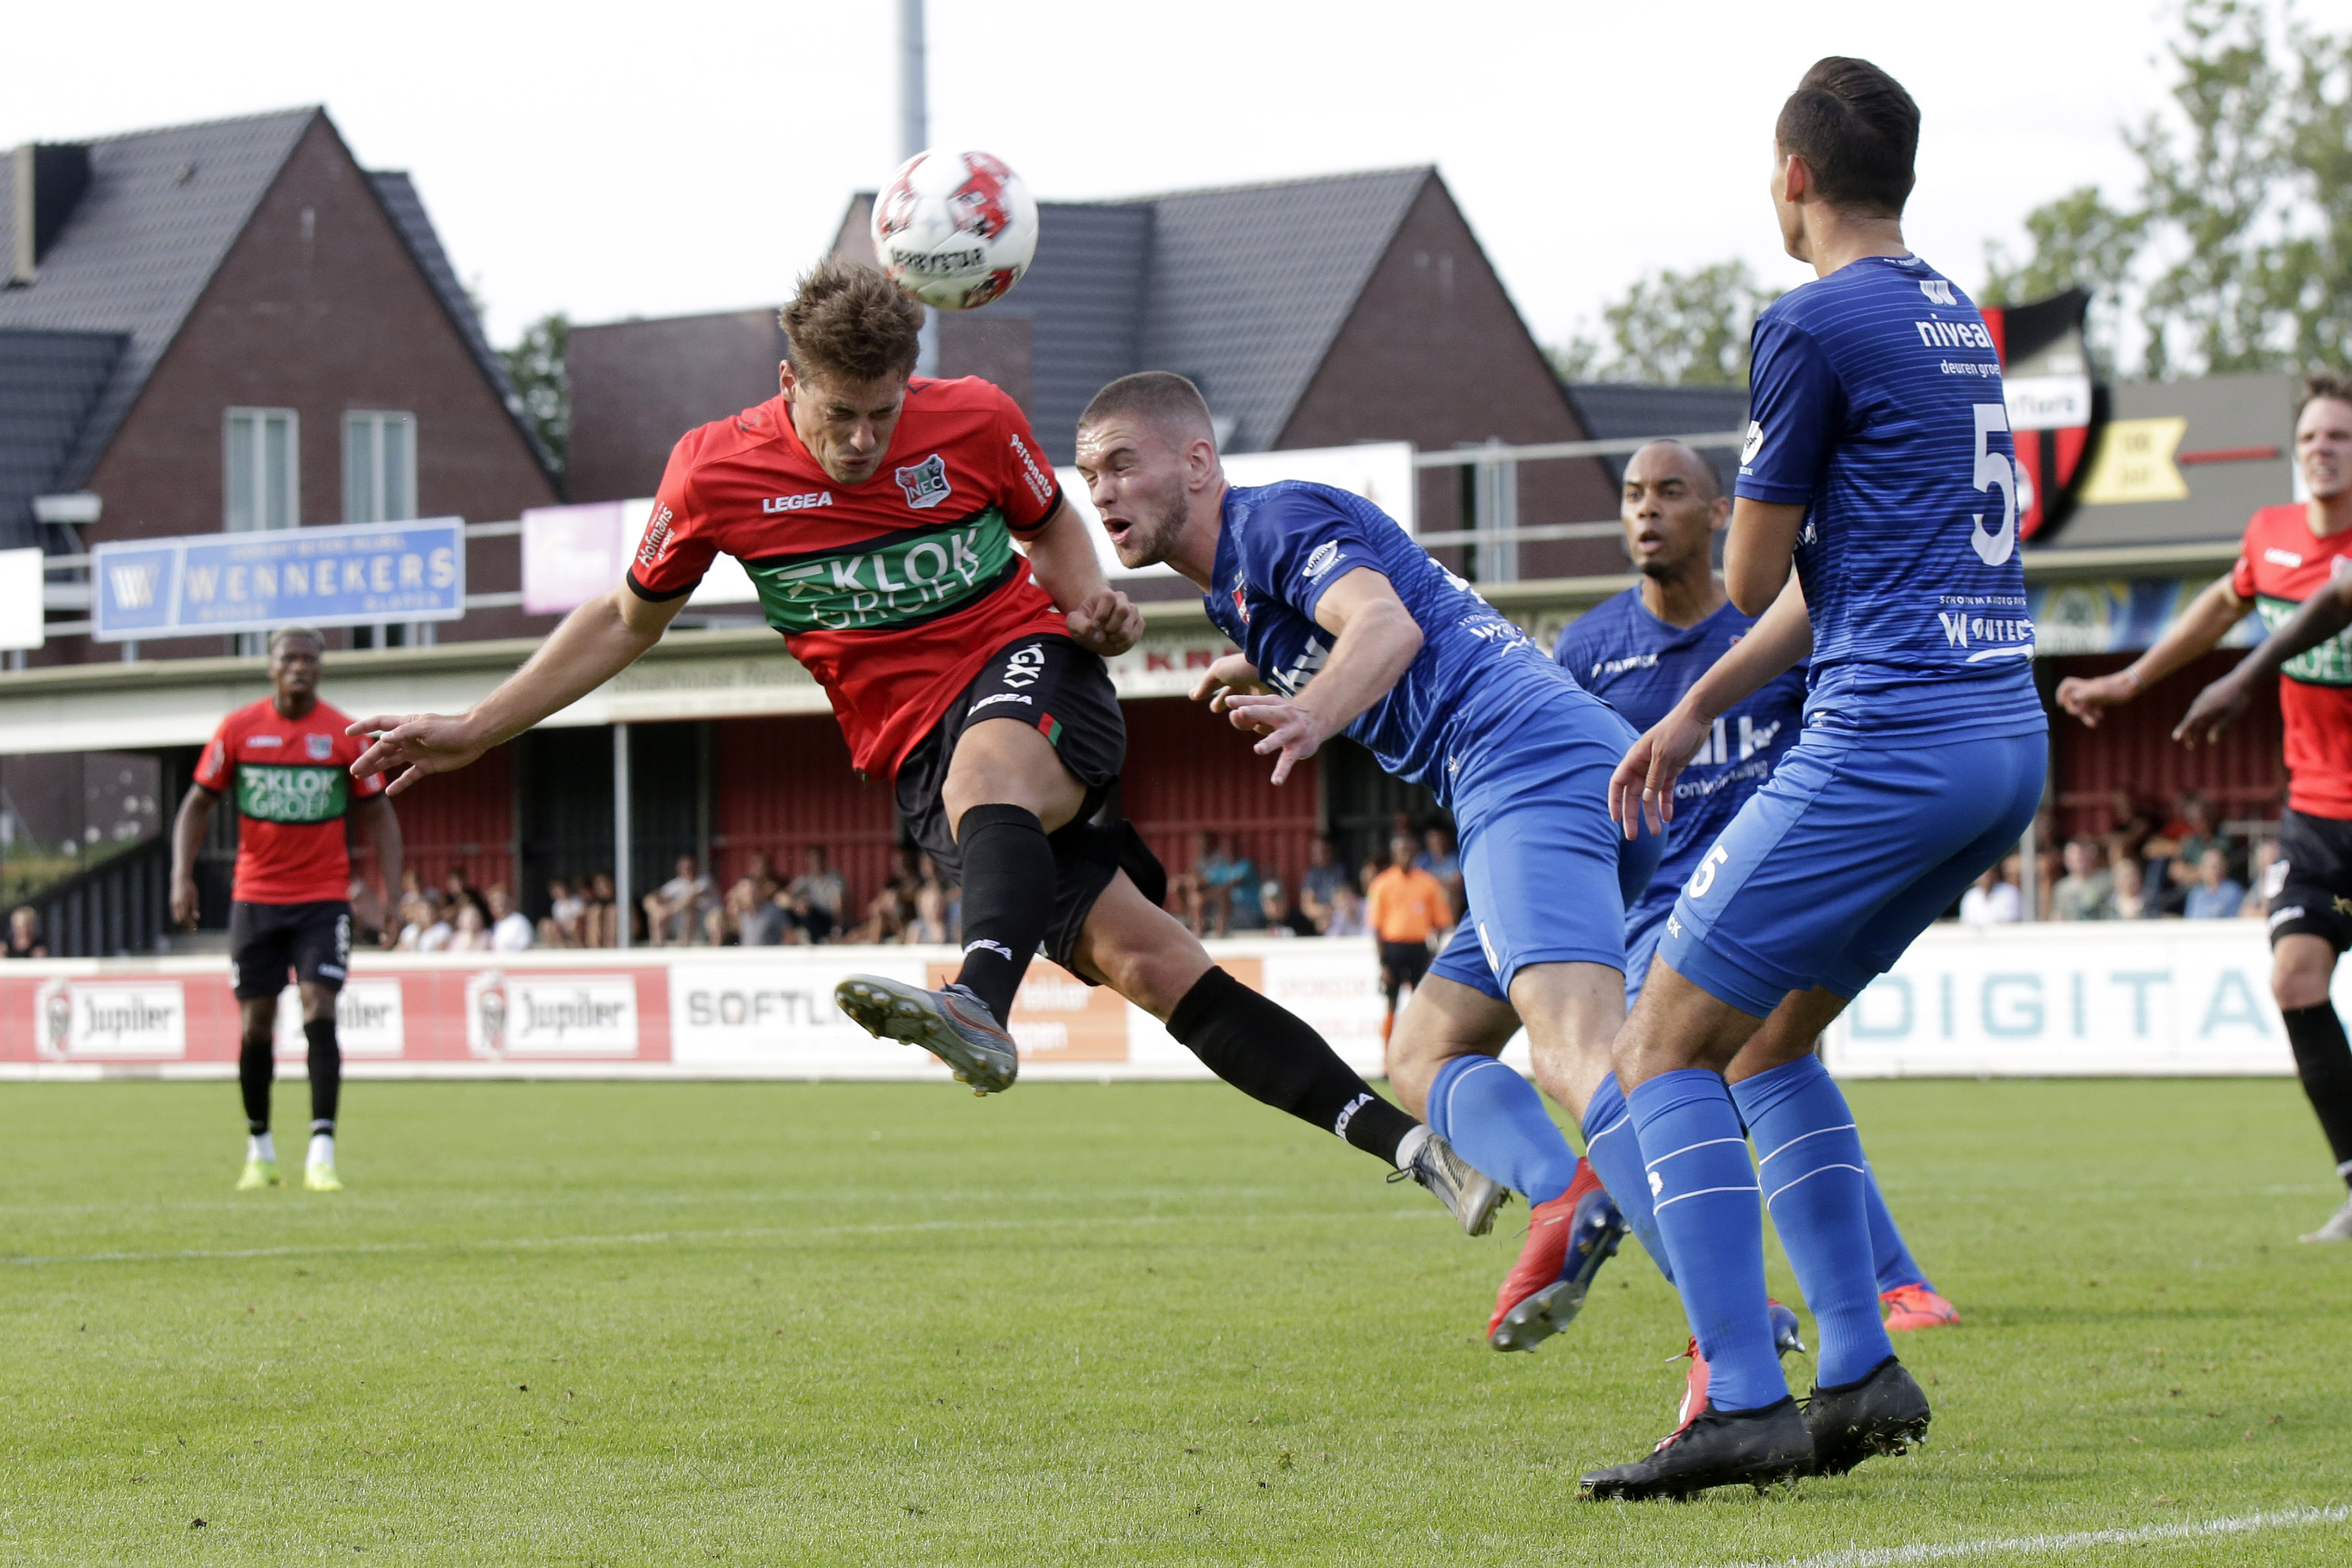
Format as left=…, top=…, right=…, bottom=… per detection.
left=896, top=633, right=1165, bottom=973
left=1379, top=940, right=1433, bottom=998
left=2269, top=809, right=2352, bottom=950
left=230, top=900, right=353, bottom=998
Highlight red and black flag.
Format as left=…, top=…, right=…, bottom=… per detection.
left=1980, top=287, right=2106, bottom=545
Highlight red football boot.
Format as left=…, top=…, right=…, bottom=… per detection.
left=1667, top=1300, right=1808, bottom=1442
left=1487, top=1162, right=1624, bottom=1352
left=1881, top=1283, right=1960, bottom=1332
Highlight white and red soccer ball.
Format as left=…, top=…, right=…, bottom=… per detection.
left=870, top=149, right=1039, bottom=311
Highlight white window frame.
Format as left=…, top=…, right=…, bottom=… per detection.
left=343, top=410, right=418, bottom=524
left=224, top=407, right=299, bottom=532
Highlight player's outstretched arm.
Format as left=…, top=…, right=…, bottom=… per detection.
left=1018, top=500, right=1142, bottom=658
left=2176, top=574, right=2352, bottom=746
left=347, top=584, right=684, bottom=795
left=1610, top=573, right=1813, bottom=837
left=2056, top=574, right=2249, bottom=729
left=1221, top=568, right=1421, bottom=786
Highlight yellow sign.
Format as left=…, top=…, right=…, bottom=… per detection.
left=2080, top=417, right=2189, bottom=505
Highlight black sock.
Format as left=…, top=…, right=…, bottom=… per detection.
left=2282, top=1002, right=2352, bottom=1183
left=305, top=1016, right=341, bottom=1131
left=952, top=803, right=1056, bottom=1024
left=1166, top=967, right=1419, bottom=1164
left=238, top=1032, right=273, bottom=1137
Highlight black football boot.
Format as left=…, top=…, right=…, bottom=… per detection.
left=1579, top=1397, right=1814, bottom=1500
left=1802, top=1355, right=1932, bottom=1476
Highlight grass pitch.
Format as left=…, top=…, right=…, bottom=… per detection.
left=3, top=1077, right=2347, bottom=1566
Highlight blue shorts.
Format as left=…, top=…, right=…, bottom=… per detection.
left=1658, top=724, right=2047, bottom=1017
left=1622, top=905, right=1668, bottom=1012
left=1427, top=694, right=1664, bottom=1003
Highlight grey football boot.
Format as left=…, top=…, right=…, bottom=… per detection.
left=2302, top=1192, right=2352, bottom=1243
left=1394, top=1131, right=1510, bottom=1236
left=835, top=975, right=1019, bottom=1095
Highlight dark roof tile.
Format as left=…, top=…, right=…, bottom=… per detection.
left=0, top=329, right=126, bottom=546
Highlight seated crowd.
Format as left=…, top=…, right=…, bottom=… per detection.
left=1958, top=788, right=2273, bottom=925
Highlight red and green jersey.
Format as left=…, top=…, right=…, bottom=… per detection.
left=194, top=696, right=383, bottom=903
left=627, top=378, right=1068, bottom=778
left=2233, top=503, right=2352, bottom=820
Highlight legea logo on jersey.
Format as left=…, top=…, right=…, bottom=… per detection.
left=762, top=491, right=834, bottom=514
left=896, top=453, right=953, bottom=510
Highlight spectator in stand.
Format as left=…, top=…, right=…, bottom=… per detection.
left=2186, top=845, right=2247, bottom=919
left=487, top=885, right=533, bottom=951
left=1194, top=834, right=1259, bottom=936
left=2031, top=819, right=2064, bottom=920
left=2244, top=839, right=2280, bottom=918
left=449, top=900, right=491, bottom=951
left=787, top=846, right=847, bottom=927
left=584, top=872, right=618, bottom=948
left=2108, top=856, right=2152, bottom=920
left=854, top=882, right=909, bottom=943
left=538, top=878, right=586, bottom=948
left=736, top=867, right=789, bottom=947
left=1324, top=884, right=1368, bottom=937
left=2146, top=789, right=2222, bottom=889
left=643, top=855, right=715, bottom=946
left=1296, top=835, right=1350, bottom=932
left=441, top=867, right=489, bottom=925
left=2049, top=838, right=2113, bottom=921
left=1366, top=831, right=1452, bottom=1052
left=2150, top=853, right=2197, bottom=919
left=2104, top=787, right=2156, bottom=866
left=6, top=905, right=47, bottom=958
left=1413, top=824, right=1463, bottom=919
left=1262, top=878, right=1316, bottom=939
left=1224, top=846, right=1267, bottom=932
left=402, top=893, right=453, bottom=952
left=1958, top=864, right=2023, bottom=926
left=905, top=880, right=952, bottom=944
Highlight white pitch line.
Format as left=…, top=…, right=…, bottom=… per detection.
left=1686, top=1503, right=2351, bottom=1568
left=3, top=1204, right=1445, bottom=1268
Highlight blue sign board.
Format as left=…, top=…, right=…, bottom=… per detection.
left=92, top=519, right=466, bottom=642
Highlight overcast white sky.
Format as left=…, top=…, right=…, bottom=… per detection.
left=16, top=0, right=2351, bottom=350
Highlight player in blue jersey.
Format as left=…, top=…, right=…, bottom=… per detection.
left=1559, top=439, right=1959, bottom=1424
left=1073, top=370, right=1663, bottom=1356
left=1577, top=60, right=2048, bottom=1500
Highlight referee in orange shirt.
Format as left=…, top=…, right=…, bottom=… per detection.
left=1366, top=829, right=1454, bottom=1053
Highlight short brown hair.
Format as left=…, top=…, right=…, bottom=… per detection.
left=1078, top=371, right=1215, bottom=445
left=1775, top=57, right=1919, bottom=216
left=2298, top=369, right=2352, bottom=419
left=781, top=259, right=925, bottom=384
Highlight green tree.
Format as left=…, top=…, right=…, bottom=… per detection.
left=1982, top=186, right=2147, bottom=371
left=503, top=313, right=570, bottom=485
left=2278, top=16, right=2352, bottom=368
left=1553, top=260, right=1780, bottom=386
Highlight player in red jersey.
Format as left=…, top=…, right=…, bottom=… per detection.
left=2061, top=372, right=2352, bottom=1242
left=345, top=261, right=1498, bottom=1224
left=171, top=627, right=402, bottom=1192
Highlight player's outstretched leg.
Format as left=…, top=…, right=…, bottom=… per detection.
left=836, top=975, right=1020, bottom=1094
left=236, top=1006, right=279, bottom=1190
left=2278, top=997, right=2352, bottom=1241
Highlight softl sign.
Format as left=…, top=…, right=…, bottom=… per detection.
left=92, top=519, right=465, bottom=641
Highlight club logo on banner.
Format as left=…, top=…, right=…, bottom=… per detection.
left=35, top=979, right=189, bottom=1059
left=1981, top=287, right=2106, bottom=545
left=467, top=971, right=641, bottom=1058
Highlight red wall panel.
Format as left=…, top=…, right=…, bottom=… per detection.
left=353, top=742, right=515, bottom=894
left=2049, top=653, right=2287, bottom=838
left=1120, top=697, right=1321, bottom=904
left=711, top=716, right=900, bottom=911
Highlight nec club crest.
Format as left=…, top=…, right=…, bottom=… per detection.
left=896, top=453, right=953, bottom=510
left=305, top=732, right=334, bottom=760
left=1980, top=287, right=2107, bottom=544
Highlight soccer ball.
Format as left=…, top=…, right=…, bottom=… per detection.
left=870, top=150, right=1039, bottom=311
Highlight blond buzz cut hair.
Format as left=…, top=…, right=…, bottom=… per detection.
left=1079, top=371, right=1217, bottom=447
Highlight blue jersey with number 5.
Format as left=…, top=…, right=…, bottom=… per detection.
left=1737, top=254, right=2045, bottom=744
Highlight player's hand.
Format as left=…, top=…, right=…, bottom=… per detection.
left=2055, top=670, right=2139, bottom=729
left=1065, top=589, right=1142, bottom=659
left=1190, top=653, right=1269, bottom=713
left=346, top=712, right=489, bottom=796
left=1610, top=706, right=1709, bottom=838
left=1219, top=693, right=1331, bottom=787
left=2174, top=671, right=2252, bottom=747
left=169, top=877, right=200, bottom=931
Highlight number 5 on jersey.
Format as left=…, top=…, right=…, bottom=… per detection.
left=1970, top=403, right=2017, bottom=566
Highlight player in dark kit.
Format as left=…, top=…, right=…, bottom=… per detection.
left=1584, top=60, right=2047, bottom=1498
left=2080, top=371, right=2352, bottom=1244
left=343, top=260, right=1498, bottom=1225
left=171, top=627, right=402, bottom=1192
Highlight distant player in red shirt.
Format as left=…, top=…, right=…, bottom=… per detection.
left=2061, top=372, right=2352, bottom=1242
left=345, top=261, right=1494, bottom=1223
left=170, top=627, right=402, bottom=1193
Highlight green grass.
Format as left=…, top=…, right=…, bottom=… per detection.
left=2, top=1078, right=2347, bottom=1567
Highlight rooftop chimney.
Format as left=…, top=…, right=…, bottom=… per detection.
left=9, top=143, right=92, bottom=287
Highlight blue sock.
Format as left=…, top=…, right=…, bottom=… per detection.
left=1733, top=1055, right=1895, bottom=1389
left=1628, top=1069, right=1784, bottom=1413
left=1581, top=1073, right=1671, bottom=1284
left=1862, top=1164, right=1932, bottom=1294
left=1425, top=1055, right=1577, bottom=1206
